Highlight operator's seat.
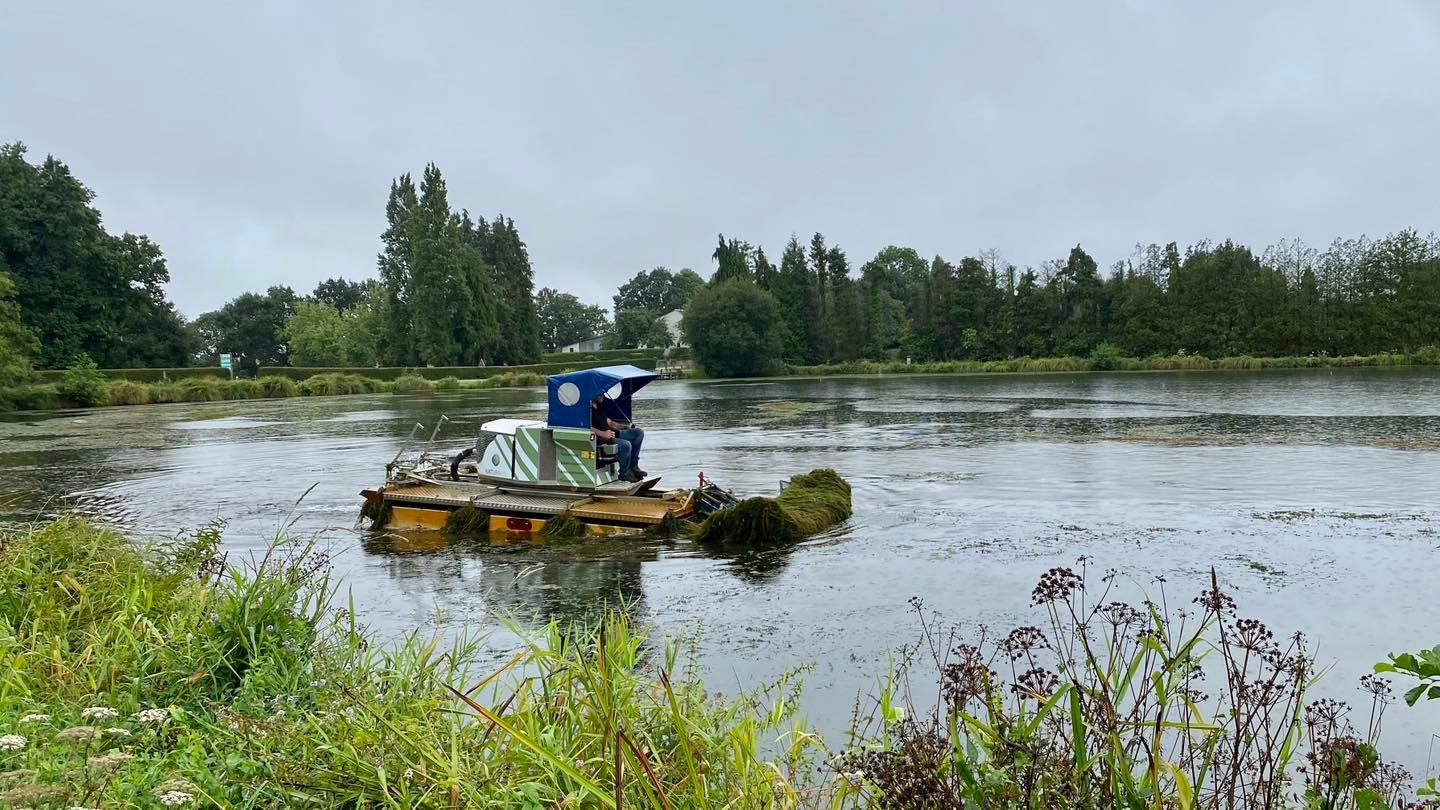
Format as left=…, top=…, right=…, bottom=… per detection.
left=595, top=440, right=618, bottom=473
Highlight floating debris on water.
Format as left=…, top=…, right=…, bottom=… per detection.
left=756, top=400, right=831, bottom=416
left=696, top=468, right=852, bottom=545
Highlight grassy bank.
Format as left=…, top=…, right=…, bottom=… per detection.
left=787, top=345, right=1440, bottom=377
left=0, top=369, right=550, bottom=412
left=1, top=517, right=1434, bottom=807
left=0, top=518, right=819, bottom=807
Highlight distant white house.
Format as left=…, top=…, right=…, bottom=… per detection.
left=559, top=335, right=609, bottom=353
left=658, top=309, right=686, bottom=348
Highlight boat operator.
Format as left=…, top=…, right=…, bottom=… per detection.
left=591, top=394, right=646, bottom=482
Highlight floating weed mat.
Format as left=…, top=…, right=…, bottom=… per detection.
left=540, top=513, right=586, bottom=539
left=443, top=505, right=490, bottom=537
left=696, top=468, right=851, bottom=545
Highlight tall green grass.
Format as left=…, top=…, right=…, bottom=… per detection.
left=0, top=518, right=823, bottom=807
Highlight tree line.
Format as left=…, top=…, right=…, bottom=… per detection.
left=4, top=140, right=1439, bottom=385
left=679, top=229, right=1440, bottom=376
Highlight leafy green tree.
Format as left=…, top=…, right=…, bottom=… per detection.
left=1012, top=269, right=1055, bottom=357
left=614, top=268, right=675, bottom=312
left=283, top=301, right=350, bottom=366
left=0, top=143, right=191, bottom=368
left=1170, top=241, right=1266, bottom=357
left=341, top=282, right=387, bottom=366
left=614, top=267, right=705, bottom=315
left=311, top=278, right=372, bottom=311
left=609, top=308, right=664, bottom=348
left=375, top=165, right=504, bottom=367
left=769, top=237, right=811, bottom=362
left=377, top=174, right=419, bottom=365
left=0, top=270, right=38, bottom=387
left=474, top=214, right=541, bottom=364
left=683, top=280, right=784, bottom=377
left=536, top=287, right=610, bottom=351
left=864, top=288, right=906, bottom=358
left=191, top=286, right=298, bottom=371
left=711, top=234, right=752, bottom=284
left=667, top=269, right=706, bottom=311
left=1052, top=245, right=1107, bottom=355
left=750, top=248, right=776, bottom=289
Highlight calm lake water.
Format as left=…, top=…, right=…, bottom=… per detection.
left=3, top=368, right=1438, bottom=774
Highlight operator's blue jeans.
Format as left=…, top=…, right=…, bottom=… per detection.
left=614, top=427, right=644, bottom=476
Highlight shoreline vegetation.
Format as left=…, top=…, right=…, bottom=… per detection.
left=3, top=347, right=1437, bottom=413
left=1, top=516, right=1436, bottom=807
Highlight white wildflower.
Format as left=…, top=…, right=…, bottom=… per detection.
left=132, top=708, right=170, bottom=725
left=18, top=714, right=49, bottom=724
left=87, top=751, right=134, bottom=769
left=81, top=706, right=119, bottom=721
left=0, top=734, right=26, bottom=751
left=157, top=791, right=193, bottom=807
left=310, top=678, right=327, bottom=688
left=227, top=721, right=239, bottom=731
left=272, top=709, right=285, bottom=719
left=55, top=726, right=102, bottom=743
left=402, top=768, right=414, bottom=780
left=106, top=728, right=133, bottom=737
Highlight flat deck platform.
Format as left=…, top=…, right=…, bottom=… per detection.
left=565, top=491, right=694, bottom=526
left=379, top=475, right=675, bottom=522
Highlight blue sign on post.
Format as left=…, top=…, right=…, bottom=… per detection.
left=219, top=354, right=232, bottom=369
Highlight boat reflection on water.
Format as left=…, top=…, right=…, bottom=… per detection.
left=356, top=524, right=812, bottom=632
left=360, top=526, right=656, bottom=631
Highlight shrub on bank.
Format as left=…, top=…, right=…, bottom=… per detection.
left=492, top=370, right=546, bottom=387
left=58, top=355, right=109, bottom=407
left=106, top=379, right=152, bottom=406
left=177, top=376, right=226, bottom=402
left=390, top=373, right=433, bottom=393
left=433, top=375, right=462, bottom=391
left=256, top=375, right=298, bottom=398
left=297, top=373, right=380, bottom=396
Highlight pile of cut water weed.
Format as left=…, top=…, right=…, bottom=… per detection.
left=696, top=467, right=851, bottom=545
left=540, top=512, right=586, bottom=539
left=0, top=516, right=827, bottom=808
left=442, top=504, right=489, bottom=536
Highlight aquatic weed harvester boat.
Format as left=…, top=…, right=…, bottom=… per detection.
left=360, top=365, right=748, bottom=537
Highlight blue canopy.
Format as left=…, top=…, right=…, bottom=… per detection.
left=547, top=365, right=659, bottom=429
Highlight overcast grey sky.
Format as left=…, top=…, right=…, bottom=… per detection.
left=3, top=1, right=1437, bottom=317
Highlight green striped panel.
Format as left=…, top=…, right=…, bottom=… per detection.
left=553, top=428, right=598, bottom=488
left=515, top=426, right=541, bottom=482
